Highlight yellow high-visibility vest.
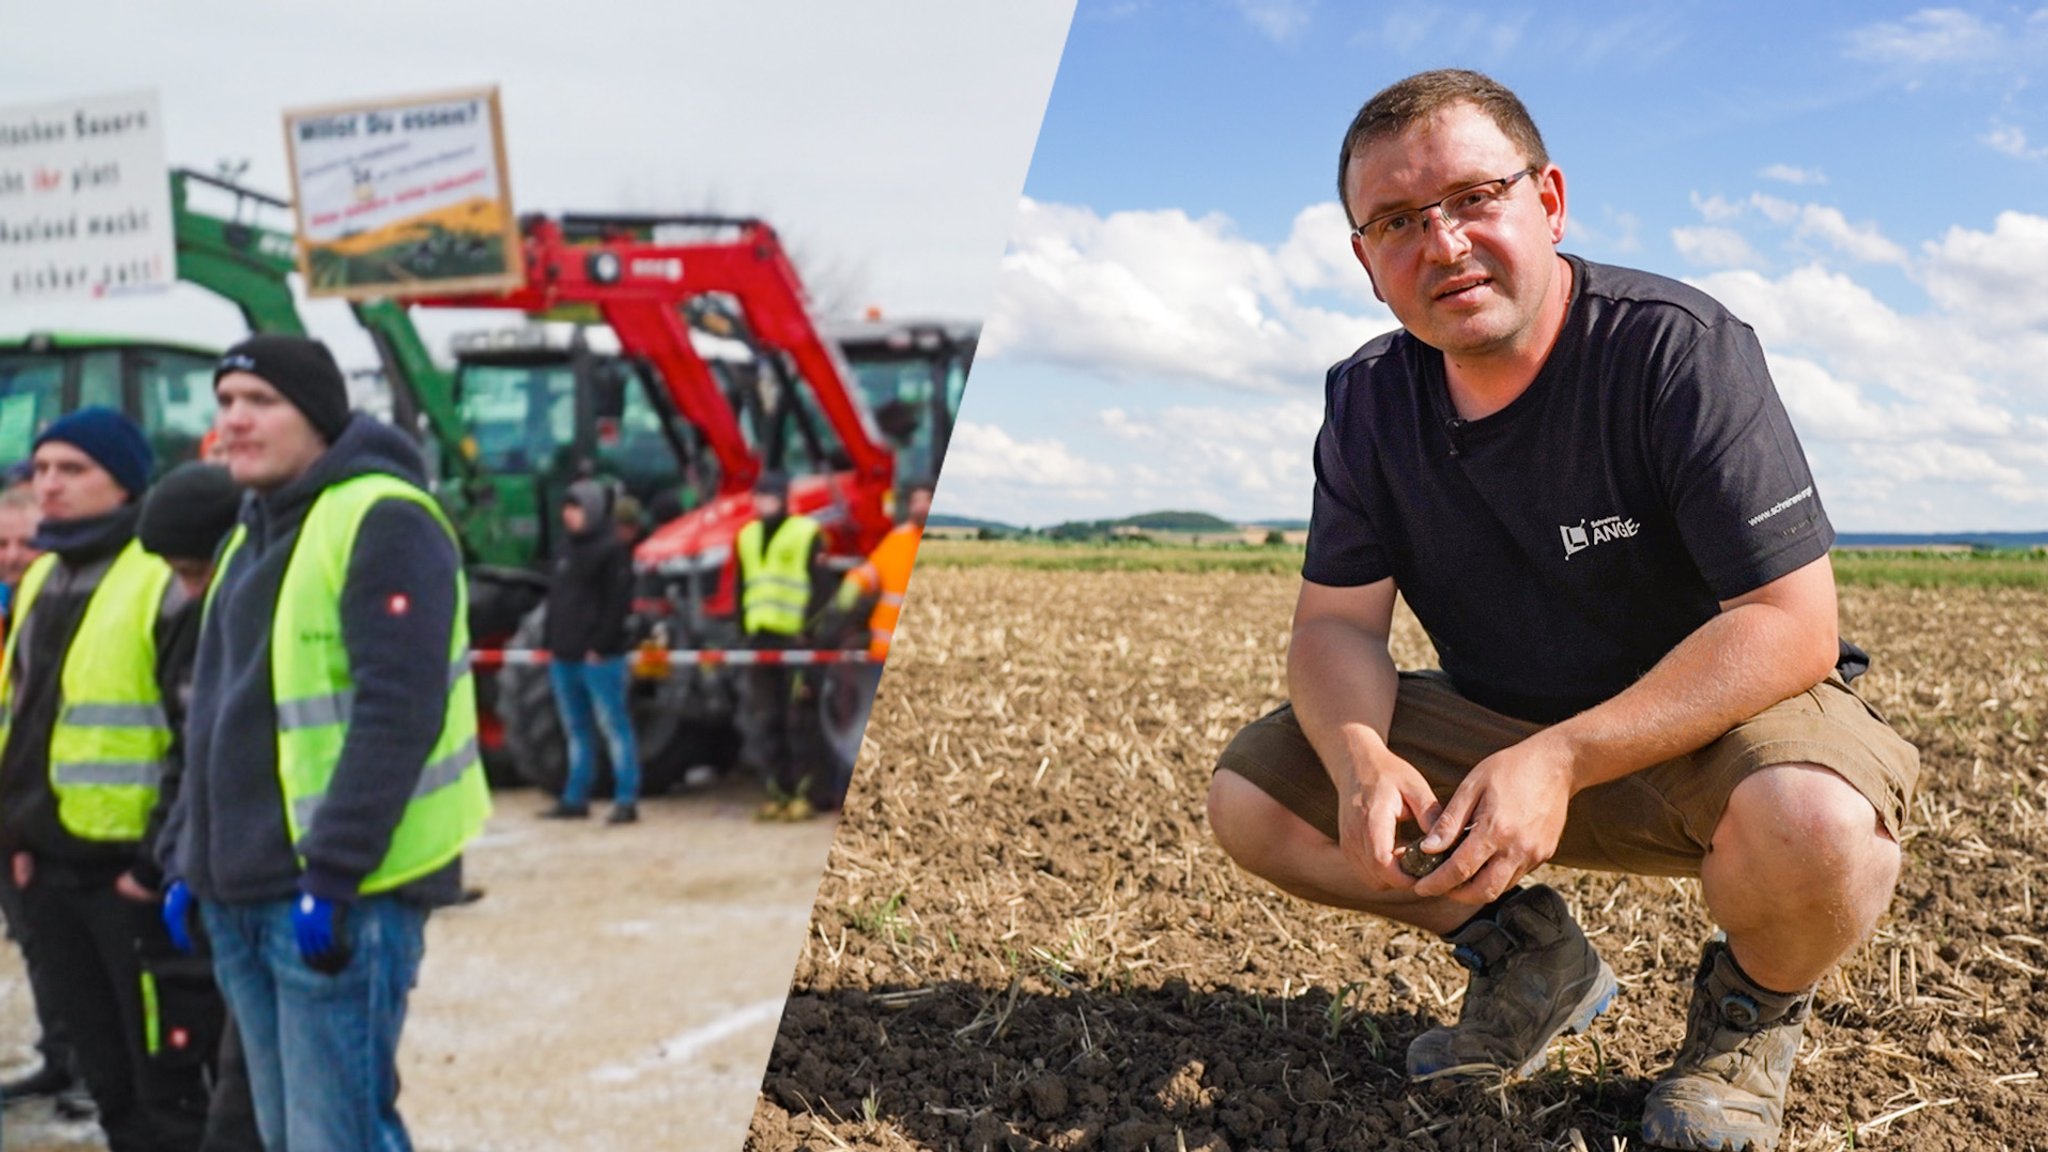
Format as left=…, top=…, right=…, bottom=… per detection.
left=0, top=541, right=174, bottom=841
left=210, top=474, right=490, bottom=894
left=736, top=515, right=821, bottom=637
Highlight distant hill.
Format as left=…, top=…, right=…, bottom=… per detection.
left=1043, top=509, right=1251, bottom=540
left=927, top=513, right=1024, bottom=535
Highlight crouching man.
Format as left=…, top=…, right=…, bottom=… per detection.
left=1208, top=70, right=1917, bottom=1152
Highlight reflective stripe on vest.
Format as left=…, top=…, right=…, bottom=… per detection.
left=210, top=474, right=490, bottom=894
left=736, top=515, right=821, bottom=637
left=0, top=542, right=174, bottom=841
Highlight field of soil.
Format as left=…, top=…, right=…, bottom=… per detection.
left=4, top=776, right=837, bottom=1152
left=748, top=565, right=2048, bottom=1151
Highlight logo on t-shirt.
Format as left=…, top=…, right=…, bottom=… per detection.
left=1559, top=515, right=1639, bottom=559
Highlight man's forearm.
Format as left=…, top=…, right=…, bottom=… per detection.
left=1544, top=598, right=1836, bottom=793
left=1288, top=617, right=1403, bottom=790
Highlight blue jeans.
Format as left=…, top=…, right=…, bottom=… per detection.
left=200, top=897, right=428, bottom=1152
left=550, top=655, right=642, bottom=806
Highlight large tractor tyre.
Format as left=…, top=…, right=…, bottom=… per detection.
left=634, top=671, right=743, bottom=793
left=815, top=663, right=883, bottom=800
left=634, top=613, right=754, bottom=791
left=469, top=568, right=549, bottom=790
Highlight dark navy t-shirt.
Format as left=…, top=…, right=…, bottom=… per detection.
left=1304, top=256, right=1834, bottom=723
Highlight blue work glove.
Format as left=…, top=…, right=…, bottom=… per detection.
left=292, top=892, right=353, bottom=975
left=162, top=880, right=196, bottom=955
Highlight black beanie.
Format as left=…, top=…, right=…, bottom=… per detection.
left=214, top=334, right=351, bottom=443
left=139, top=463, right=243, bottom=562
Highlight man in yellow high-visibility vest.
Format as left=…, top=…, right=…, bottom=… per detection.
left=159, top=335, right=489, bottom=1152
left=734, top=470, right=832, bottom=810
left=0, top=407, right=211, bottom=1150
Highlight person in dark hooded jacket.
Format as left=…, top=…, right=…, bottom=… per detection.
left=159, top=335, right=490, bottom=1152
left=536, top=478, right=642, bottom=823
left=0, top=407, right=210, bottom=1150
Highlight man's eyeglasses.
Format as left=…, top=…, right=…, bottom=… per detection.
left=1351, top=167, right=1539, bottom=251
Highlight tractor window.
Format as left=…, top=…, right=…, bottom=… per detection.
left=849, top=356, right=939, bottom=485
left=0, top=354, right=66, bottom=465
left=77, top=350, right=122, bottom=411
left=459, top=362, right=577, bottom=475
left=135, top=349, right=220, bottom=471
left=592, top=362, right=684, bottom=506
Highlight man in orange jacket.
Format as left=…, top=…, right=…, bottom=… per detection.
left=815, top=480, right=931, bottom=809
left=835, top=479, right=930, bottom=664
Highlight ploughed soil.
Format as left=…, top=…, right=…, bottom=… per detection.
left=3, top=775, right=838, bottom=1152
left=747, top=568, right=2048, bottom=1151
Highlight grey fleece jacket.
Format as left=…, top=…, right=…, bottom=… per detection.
left=162, top=415, right=465, bottom=906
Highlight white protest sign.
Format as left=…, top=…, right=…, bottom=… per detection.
left=282, top=87, right=520, bottom=299
left=0, top=90, right=174, bottom=304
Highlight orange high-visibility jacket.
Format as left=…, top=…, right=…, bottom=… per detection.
left=843, top=523, right=922, bottom=661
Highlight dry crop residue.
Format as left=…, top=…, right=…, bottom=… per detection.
left=748, top=570, right=2048, bottom=1151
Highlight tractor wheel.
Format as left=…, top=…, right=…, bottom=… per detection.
left=469, top=567, right=549, bottom=790
left=634, top=671, right=742, bottom=794
left=809, top=663, right=881, bottom=806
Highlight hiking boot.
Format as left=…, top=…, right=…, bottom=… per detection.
left=0, top=1062, right=73, bottom=1103
left=1406, top=884, right=1618, bottom=1080
left=606, top=802, right=639, bottom=825
left=536, top=800, right=589, bottom=820
left=53, top=1081, right=96, bottom=1121
left=1641, top=938, right=1810, bottom=1152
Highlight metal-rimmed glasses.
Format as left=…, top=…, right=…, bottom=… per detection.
left=1351, top=167, right=1539, bottom=251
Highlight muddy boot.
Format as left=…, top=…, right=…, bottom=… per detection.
left=1641, top=938, right=1810, bottom=1152
left=1406, top=884, right=1618, bottom=1080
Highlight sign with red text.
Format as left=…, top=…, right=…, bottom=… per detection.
left=282, top=86, right=521, bottom=299
left=0, top=90, right=174, bottom=303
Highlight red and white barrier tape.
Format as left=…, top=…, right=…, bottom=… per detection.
left=468, top=648, right=874, bottom=670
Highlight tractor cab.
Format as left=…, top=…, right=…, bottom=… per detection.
left=0, top=333, right=220, bottom=475
left=447, top=325, right=707, bottom=566
left=827, top=318, right=976, bottom=490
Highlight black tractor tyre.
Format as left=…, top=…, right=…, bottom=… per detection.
left=469, top=567, right=550, bottom=789
left=634, top=670, right=743, bottom=793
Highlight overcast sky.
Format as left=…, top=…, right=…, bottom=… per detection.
left=0, top=0, right=1073, bottom=369
left=945, top=1, right=2048, bottom=533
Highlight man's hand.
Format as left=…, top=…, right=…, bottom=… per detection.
left=162, top=880, right=197, bottom=954
left=114, top=871, right=156, bottom=904
left=10, top=852, right=29, bottom=889
left=1412, top=730, right=1575, bottom=904
left=1334, top=739, right=1444, bottom=893
left=292, top=893, right=353, bottom=975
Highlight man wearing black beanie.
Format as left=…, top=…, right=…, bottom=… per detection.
left=0, top=408, right=211, bottom=1149
left=136, top=463, right=261, bottom=1152
left=160, top=336, right=490, bottom=1151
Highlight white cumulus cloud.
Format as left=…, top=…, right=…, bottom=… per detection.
left=1846, top=8, right=1999, bottom=63
left=1671, top=226, right=1761, bottom=268
left=983, top=197, right=1395, bottom=393
left=939, top=421, right=1116, bottom=488
left=1759, top=164, right=1826, bottom=185
left=1232, top=0, right=1314, bottom=43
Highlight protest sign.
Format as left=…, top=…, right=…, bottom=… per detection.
left=283, top=86, right=521, bottom=298
left=0, top=90, right=174, bottom=303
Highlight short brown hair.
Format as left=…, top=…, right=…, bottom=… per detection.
left=1336, top=69, right=1549, bottom=225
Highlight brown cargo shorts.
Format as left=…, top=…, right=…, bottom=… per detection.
left=1214, top=671, right=1920, bottom=878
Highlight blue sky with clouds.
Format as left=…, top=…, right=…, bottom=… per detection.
left=943, top=2, right=2048, bottom=532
